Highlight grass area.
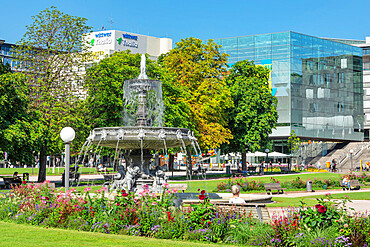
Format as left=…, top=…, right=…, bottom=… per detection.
left=309, top=191, right=370, bottom=200
left=0, top=221, right=229, bottom=247
left=267, top=197, right=318, bottom=208
left=170, top=172, right=343, bottom=193
left=0, top=167, right=101, bottom=176
left=267, top=191, right=370, bottom=208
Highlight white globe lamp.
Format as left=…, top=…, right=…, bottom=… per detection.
left=60, top=127, right=75, bottom=194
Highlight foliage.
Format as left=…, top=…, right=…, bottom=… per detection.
left=0, top=59, right=11, bottom=75
left=299, top=195, right=350, bottom=229
left=224, top=60, right=278, bottom=154
left=0, top=73, right=43, bottom=164
left=14, top=6, right=92, bottom=181
left=288, top=130, right=301, bottom=154
left=160, top=37, right=233, bottom=149
left=0, top=184, right=370, bottom=246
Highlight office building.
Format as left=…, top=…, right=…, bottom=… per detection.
left=213, top=32, right=364, bottom=148
left=84, top=30, right=172, bottom=62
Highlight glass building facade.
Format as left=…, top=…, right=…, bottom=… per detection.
left=214, top=32, right=363, bottom=141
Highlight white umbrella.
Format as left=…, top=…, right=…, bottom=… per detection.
left=269, top=151, right=289, bottom=157
left=245, top=151, right=266, bottom=157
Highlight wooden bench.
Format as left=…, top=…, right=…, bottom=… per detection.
left=264, top=183, right=286, bottom=195
left=2, top=177, right=22, bottom=189
left=339, top=179, right=361, bottom=191
left=280, top=167, right=290, bottom=174
left=213, top=202, right=270, bottom=223
left=168, top=183, right=188, bottom=193
left=247, top=167, right=257, bottom=173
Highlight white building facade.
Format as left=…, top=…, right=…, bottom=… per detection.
left=84, top=30, right=172, bottom=61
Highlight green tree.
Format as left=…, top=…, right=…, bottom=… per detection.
left=0, top=73, right=42, bottom=165
left=15, top=6, right=92, bottom=182
left=0, top=60, right=11, bottom=75
left=159, top=38, right=233, bottom=149
left=224, top=60, right=278, bottom=170
left=288, top=129, right=301, bottom=154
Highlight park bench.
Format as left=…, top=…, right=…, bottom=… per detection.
left=280, top=167, right=290, bottom=174
left=339, top=179, right=361, bottom=191
left=264, top=183, right=286, bottom=195
left=213, top=202, right=270, bottom=223
left=247, top=167, right=257, bottom=173
left=168, top=183, right=188, bottom=193
left=2, top=177, right=22, bottom=189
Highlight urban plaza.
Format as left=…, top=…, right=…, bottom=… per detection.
left=1, top=1, right=370, bottom=246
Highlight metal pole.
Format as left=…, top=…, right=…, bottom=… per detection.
left=350, top=153, right=353, bottom=171
left=65, top=142, right=70, bottom=194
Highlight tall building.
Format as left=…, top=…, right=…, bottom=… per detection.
left=350, top=37, right=370, bottom=140
left=84, top=30, right=172, bottom=62
left=213, top=32, right=364, bottom=152
left=0, top=39, right=18, bottom=71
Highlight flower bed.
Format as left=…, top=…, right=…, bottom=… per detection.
left=0, top=182, right=369, bottom=246
left=215, top=176, right=341, bottom=192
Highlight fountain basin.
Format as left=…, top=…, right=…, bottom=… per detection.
left=89, top=126, right=195, bottom=149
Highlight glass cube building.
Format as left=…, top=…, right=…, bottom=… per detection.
left=213, top=31, right=363, bottom=142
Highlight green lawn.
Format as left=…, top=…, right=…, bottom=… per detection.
left=0, top=167, right=99, bottom=176
left=267, top=191, right=370, bottom=208
left=170, top=172, right=343, bottom=193
left=0, top=221, right=230, bottom=247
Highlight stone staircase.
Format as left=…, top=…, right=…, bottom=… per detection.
left=314, top=142, right=370, bottom=173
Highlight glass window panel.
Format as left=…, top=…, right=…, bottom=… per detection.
left=271, top=32, right=289, bottom=46
left=238, top=36, right=254, bottom=49
left=255, top=34, right=271, bottom=47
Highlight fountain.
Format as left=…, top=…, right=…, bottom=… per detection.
left=84, top=54, right=199, bottom=193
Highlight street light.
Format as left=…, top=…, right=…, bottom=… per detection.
left=265, top=149, right=270, bottom=174
left=60, top=127, right=75, bottom=194
left=350, top=149, right=354, bottom=171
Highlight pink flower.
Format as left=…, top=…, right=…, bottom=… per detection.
left=101, top=187, right=107, bottom=191
left=318, top=205, right=326, bottom=213
left=344, top=224, right=348, bottom=228
left=163, top=183, right=169, bottom=188
left=84, top=187, right=91, bottom=192
left=151, top=202, right=157, bottom=206
left=172, top=189, right=178, bottom=194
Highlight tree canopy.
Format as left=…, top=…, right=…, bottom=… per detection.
left=159, top=38, right=233, bottom=149
left=14, top=6, right=92, bottom=182
left=224, top=60, right=278, bottom=168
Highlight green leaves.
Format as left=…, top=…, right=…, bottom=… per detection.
left=225, top=60, right=278, bottom=153
left=160, top=38, right=233, bottom=149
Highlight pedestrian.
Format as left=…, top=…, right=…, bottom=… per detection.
left=317, top=161, right=321, bottom=171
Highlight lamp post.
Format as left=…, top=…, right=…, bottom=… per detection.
left=350, top=149, right=354, bottom=171
left=265, top=149, right=270, bottom=173
left=60, top=127, right=75, bottom=195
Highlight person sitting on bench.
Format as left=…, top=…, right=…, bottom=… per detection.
left=13, top=172, right=22, bottom=183
left=342, top=175, right=351, bottom=189
left=98, top=164, right=107, bottom=172
left=229, top=185, right=245, bottom=204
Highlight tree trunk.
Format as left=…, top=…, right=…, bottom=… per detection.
left=242, top=152, right=247, bottom=171
left=37, top=146, right=47, bottom=183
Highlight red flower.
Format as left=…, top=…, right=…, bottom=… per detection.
left=199, top=194, right=206, bottom=200
left=122, top=192, right=128, bottom=197
left=315, top=204, right=321, bottom=209
left=201, top=190, right=205, bottom=195
left=318, top=205, right=326, bottom=213
left=22, top=181, right=26, bottom=184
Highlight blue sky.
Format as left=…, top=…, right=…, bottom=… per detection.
left=1, top=0, right=370, bottom=45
